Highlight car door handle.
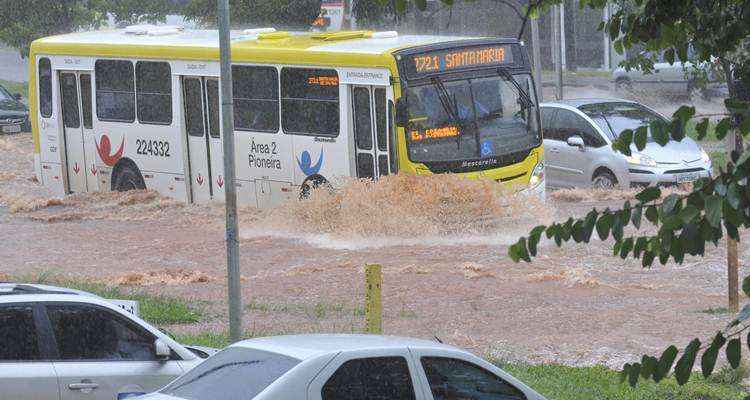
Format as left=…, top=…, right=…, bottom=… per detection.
left=68, top=382, right=99, bottom=391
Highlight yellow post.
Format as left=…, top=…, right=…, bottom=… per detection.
left=364, top=264, right=383, bottom=334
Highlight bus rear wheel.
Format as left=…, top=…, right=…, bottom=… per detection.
left=112, top=161, right=146, bottom=192
left=299, top=175, right=330, bottom=200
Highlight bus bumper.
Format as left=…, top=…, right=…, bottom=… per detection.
left=519, top=178, right=546, bottom=202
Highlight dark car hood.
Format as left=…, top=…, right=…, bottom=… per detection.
left=0, top=100, right=28, bottom=119
left=0, top=99, right=27, bottom=113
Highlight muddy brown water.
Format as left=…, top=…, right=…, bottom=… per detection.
left=1, top=133, right=746, bottom=369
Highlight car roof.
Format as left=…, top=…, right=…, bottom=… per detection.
left=0, top=283, right=101, bottom=299
left=540, top=98, right=638, bottom=109
left=233, top=334, right=464, bottom=361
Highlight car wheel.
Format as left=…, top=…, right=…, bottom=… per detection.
left=592, top=170, right=618, bottom=189
left=112, top=162, right=146, bottom=192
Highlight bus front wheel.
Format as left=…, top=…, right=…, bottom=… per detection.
left=299, top=175, right=331, bottom=200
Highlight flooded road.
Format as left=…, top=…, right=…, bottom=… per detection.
left=1, top=132, right=747, bottom=368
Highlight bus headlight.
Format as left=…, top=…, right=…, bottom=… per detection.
left=529, top=161, right=545, bottom=187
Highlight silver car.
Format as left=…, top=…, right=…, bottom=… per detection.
left=0, top=283, right=214, bottom=400
left=541, top=99, right=712, bottom=189
left=140, top=334, right=548, bottom=400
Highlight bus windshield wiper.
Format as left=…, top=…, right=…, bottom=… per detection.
left=496, top=67, right=534, bottom=109
left=431, top=76, right=461, bottom=125
left=431, top=76, right=468, bottom=150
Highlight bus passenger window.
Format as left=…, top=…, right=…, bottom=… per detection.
left=232, top=66, right=278, bottom=133
left=136, top=61, right=172, bottom=125
left=38, top=58, right=52, bottom=118
left=95, top=60, right=135, bottom=123
left=281, top=68, right=339, bottom=137
left=206, top=80, right=221, bottom=138
left=374, top=88, right=387, bottom=152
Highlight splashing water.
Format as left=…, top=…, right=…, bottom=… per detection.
left=243, top=174, right=554, bottom=249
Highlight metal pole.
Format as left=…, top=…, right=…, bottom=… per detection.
left=602, top=4, right=611, bottom=70
left=553, top=5, right=563, bottom=100
left=559, top=3, right=566, bottom=71
left=217, top=0, right=242, bottom=342
left=530, top=17, right=542, bottom=101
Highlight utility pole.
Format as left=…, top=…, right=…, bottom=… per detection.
left=530, top=17, right=542, bottom=101
left=217, top=0, right=242, bottom=342
left=552, top=5, right=563, bottom=100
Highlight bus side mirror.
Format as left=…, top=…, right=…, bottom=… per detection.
left=394, top=98, right=409, bottom=128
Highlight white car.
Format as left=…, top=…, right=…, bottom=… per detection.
left=0, top=283, right=214, bottom=400
left=141, top=334, right=548, bottom=400
left=541, top=99, right=712, bottom=189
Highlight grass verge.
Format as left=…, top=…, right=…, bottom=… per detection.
left=15, top=272, right=202, bottom=325
left=501, top=363, right=747, bottom=400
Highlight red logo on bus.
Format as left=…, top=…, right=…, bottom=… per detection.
left=95, top=135, right=125, bottom=167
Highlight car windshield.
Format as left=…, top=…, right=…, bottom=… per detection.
left=405, top=73, right=540, bottom=163
left=579, top=102, right=666, bottom=142
left=0, top=86, right=13, bottom=102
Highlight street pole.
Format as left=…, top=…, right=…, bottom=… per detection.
left=217, top=0, right=242, bottom=342
left=552, top=5, right=563, bottom=100
left=530, top=17, right=542, bottom=101
left=727, top=129, right=743, bottom=312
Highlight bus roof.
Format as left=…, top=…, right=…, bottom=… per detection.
left=30, top=28, right=499, bottom=69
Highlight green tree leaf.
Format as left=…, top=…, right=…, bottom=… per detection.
left=727, top=338, right=741, bottom=369
left=628, top=362, right=641, bottom=387
left=674, top=339, right=700, bottom=385
left=695, top=118, right=710, bottom=140
left=715, top=118, right=732, bottom=140
left=701, top=332, right=726, bottom=377
left=704, top=195, right=723, bottom=228
left=634, top=126, right=648, bottom=151
left=654, top=345, right=678, bottom=382
left=743, top=275, right=750, bottom=298
left=636, top=187, right=661, bottom=203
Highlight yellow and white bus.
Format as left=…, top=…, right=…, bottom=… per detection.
left=29, top=26, right=544, bottom=207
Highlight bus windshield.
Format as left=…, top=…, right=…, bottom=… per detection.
left=405, top=73, right=540, bottom=164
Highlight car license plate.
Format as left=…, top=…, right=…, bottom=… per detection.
left=1, top=124, right=21, bottom=133
left=676, top=172, right=700, bottom=183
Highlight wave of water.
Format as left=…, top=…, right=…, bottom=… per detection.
left=242, top=174, right=553, bottom=249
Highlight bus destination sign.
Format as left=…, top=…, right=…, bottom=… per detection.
left=404, top=44, right=515, bottom=79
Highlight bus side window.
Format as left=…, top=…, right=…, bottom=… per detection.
left=136, top=61, right=172, bottom=125
left=38, top=58, right=52, bottom=118
left=95, top=60, right=135, bottom=123
left=232, top=66, right=279, bottom=133
left=281, top=68, right=339, bottom=137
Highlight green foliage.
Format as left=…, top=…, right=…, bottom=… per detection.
left=0, top=0, right=172, bottom=57
left=182, top=0, right=322, bottom=29
left=500, top=363, right=747, bottom=399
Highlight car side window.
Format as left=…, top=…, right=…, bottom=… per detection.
left=421, top=357, right=526, bottom=400
left=540, top=107, right=557, bottom=140
left=554, top=109, right=606, bottom=147
left=46, top=304, right=157, bottom=361
left=0, top=305, right=40, bottom=361
left=322, top=356, right=416, bottom=400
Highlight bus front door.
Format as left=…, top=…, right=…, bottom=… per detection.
left=59, top=71, right=91, bottom=194
left=351, top=86, right=392, bottom=179
left=182, top=77, right=223, bottom=203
